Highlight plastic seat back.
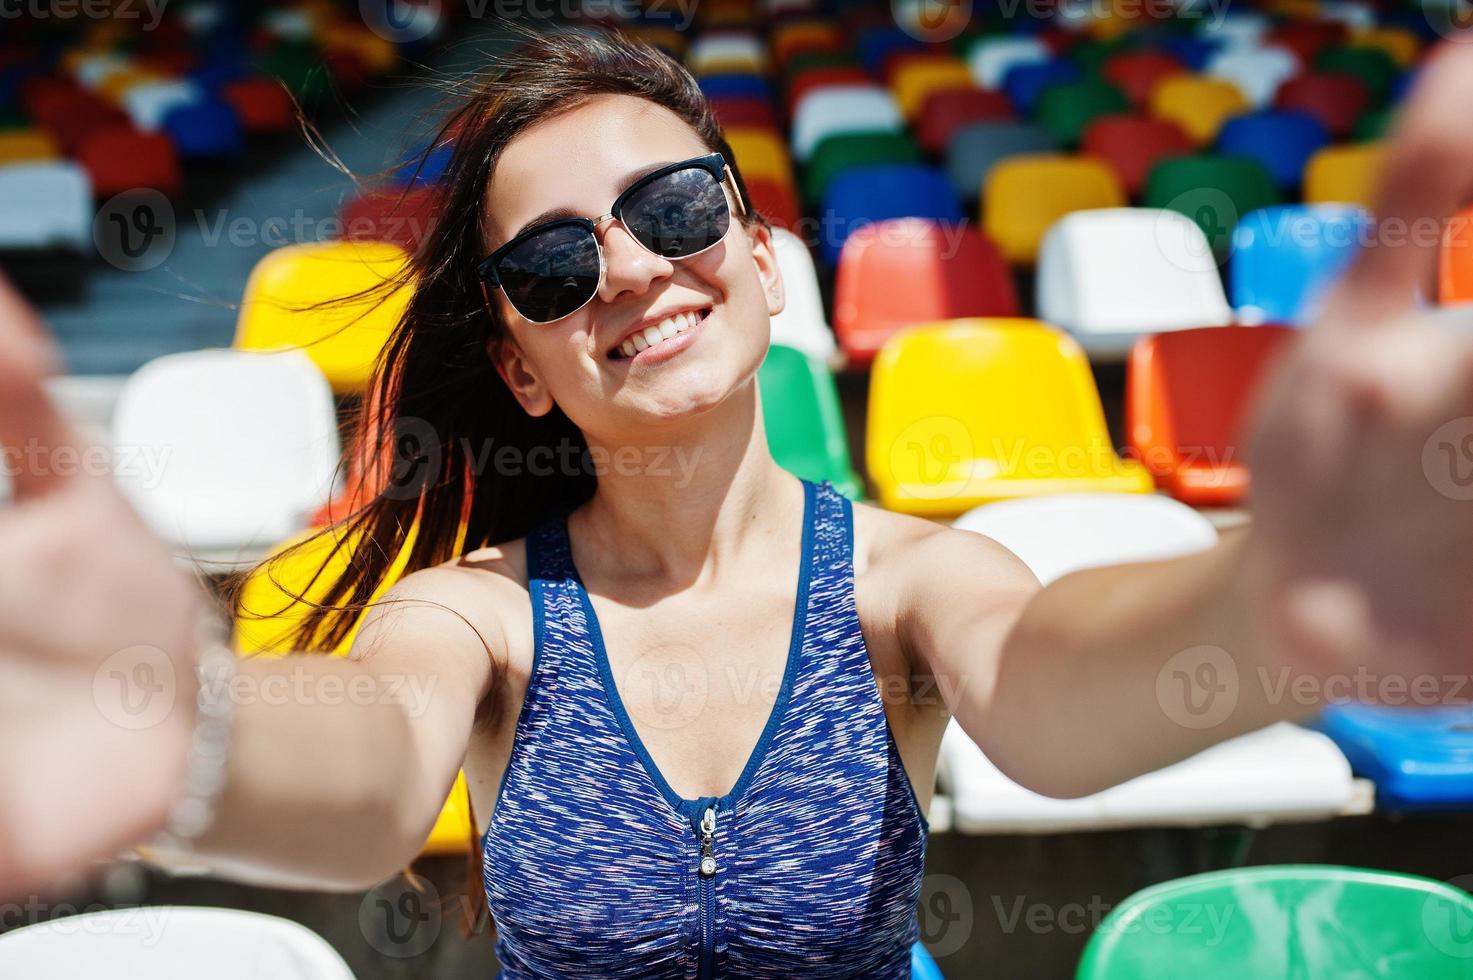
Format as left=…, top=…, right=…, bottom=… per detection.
left=1143, top=155, right=1280, bottom=256
left=1275, top=73, right=1371, bottom=138
left=1127, top=324, right=1293, bottom=505
left=791, top=85, right=904, bottom=161
left=768, top=228, right=837, bottom=363
left=121, top=78, right=203, bottom=130
left=891, top=58, right=973, bottom=118
left=0, top=161, right=92, bottom=252
left=78, top=128, right=181, bottom=197
left=804, top=129, right=923, bottom=205
left=1205, top=44, right=1300, bottom=107
left=340, top=185, right=438, bottom=251
left=234, top=241, right=413, bottom=394
left=1149, top=75, right=1248, bottom=145
left=1232, top=204, right=1369, bottom=324
left=161, top=98, right=244, bottom=157
left=759, top=344, right=861, bottom=497
left=944, top=120, right=1056, bottom=203
left=0, top=907, right=355, bottom=980
left=1036, top=79, right=1129, bottom=148
left=1304, top=141, right=1384, bottom=207
left=1037, top=208, right=1230, bottom=351
left=1439, top=203, right=1473, bottom=304
left=967, top=35, right=1050, bottom=88
left=1076, top=866, right=1473, bottom=979
left=0, top=128, right=59, bottom=164
left=1001, top=59, right=1082, bottom=115
left=834, top=218, right=1018, bottom=363
left=1101, top=50, right=1184, bottom=108
left=820, top=164, right=962, bottom=264
left=1215, top=110, right=1330, bottom=189
left=725, top=126, right=796, bottom=193
left=866, top=319, right=1153, bottom=515
left=984, top=154, right=1126, bottom=264
left=1081, top=116, right=1192, bottom=197
left=915, top=88, right=1013, bottom=155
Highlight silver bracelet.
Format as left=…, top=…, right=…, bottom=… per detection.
left=149, top=611, right=237, bottom=854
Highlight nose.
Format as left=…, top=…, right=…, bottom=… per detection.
left=596, top=219, right=674, bottom=304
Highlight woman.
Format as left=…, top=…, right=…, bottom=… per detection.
left=3, top=26, right=1473, bottom=978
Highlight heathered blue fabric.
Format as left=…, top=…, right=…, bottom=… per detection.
left=483, top=479, right=929, bottom=978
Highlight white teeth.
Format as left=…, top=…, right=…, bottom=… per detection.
left=614, top=309, right=707, bottom=359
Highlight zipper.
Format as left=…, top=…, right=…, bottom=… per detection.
left=693, top=802, right=719, bottom=980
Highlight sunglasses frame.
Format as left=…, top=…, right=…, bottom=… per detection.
left=475, top=152, right=748, bottom=325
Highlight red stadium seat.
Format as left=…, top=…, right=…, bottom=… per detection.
left=341, top=186, right=439, bottom=252
left=833, top=218, right=1018, bottom=364
left=48, top=98, right=133, bottom=156
left=1266, top=21, right=1347, bottom=67
left=1081, top=115, right=1193, bottom=197
left=1275, top=73, right=1371, bottom=139
left=77, top=129, right=181, bottom=198
left=745, top=176, right=801, bottom=231
left=1438, top=203, right=1473, bottom=304
left=915, top=89, right=1013, bottom=155
left=711, top=96, right=779, bottom=132
left=221, top=77, right=295, bottom=133
left=1102, top=50, right=1184, bottom=109
left=1127, top=324, right=1295, bottom=506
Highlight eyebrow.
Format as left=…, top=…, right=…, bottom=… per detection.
left=505, top=158, right=690, bottom=242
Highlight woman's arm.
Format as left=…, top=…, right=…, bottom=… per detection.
left=898, top=43, right=1473, bottom=800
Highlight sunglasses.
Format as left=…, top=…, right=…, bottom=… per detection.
left=476, top=152, right=747, bottom=325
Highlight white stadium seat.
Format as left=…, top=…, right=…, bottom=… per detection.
left=966, top=36, right=1050, bottom=89
left=790, top=86, right=903, bottom=162
left=769, top=228, right=839, bottom=365
left=0, top=162, right=93, bottom=252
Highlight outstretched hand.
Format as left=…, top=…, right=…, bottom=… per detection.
left=0, top=275, right=202, bottom=900
left=1244, top=43, right=1473, bottom=686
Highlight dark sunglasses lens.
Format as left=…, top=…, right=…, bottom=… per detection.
left=496, top=223, right=600, bottom=322
left=620, top=165, right=731, bottom=259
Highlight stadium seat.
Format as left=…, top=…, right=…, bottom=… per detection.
left=833, top=219, right=1017, bottom=364
left=1215, top=110, right=1330, bottom=190
left=689, top=34, right=766, bottom=75
left=1205, top=44, right=1300, bottom=108
left=1143, top=155, right=1280, bottom=256
left=1149, top=75, right=1248, bottom=145
left=1303, top=142, right=1384, bottom=207
left=1313, top=45, right=1399, bottom=100
left=967, top=35, right=1051, bottom=88
left=340, top=185, right=438, bottom=252
left=1001, top=59, right=1082, bottom=115
left=1159, top=35, right=1222, bottom=72
left=866, top=319, right=1153, bottom=516
left=744, top=175, right=800, bottom=231
left=1036, top=79, right=1129, bottom=148
left=724, top=127, right=796, bottom=195
left=790, top=85, right=904, bottom=162
left=856, top=26, right=925, bottom=76
left=1081, top=116, right=1192, bottom=197
left=392, top=138, right=455, bottom=188
left=1355, top=26, right=1421, bottom=68
left=804, top=131, right=922, bottom=207
left=1076, top=867, right=1473, bottom=978
left=0, top=907, right=355, bottom=979
left=784, top=65, right=871, bottom=120
left=1232, top=204, right=1369, bottom=324
left=911, top=943, right=944, bottom=980
left=983, top=155, right=1126, bottom=264
left=1101, top=49, right=1184, bottom=108
left=819, top=164, right=962, bottom=264
left=768, top=228, right=838, bottom=364
left=915, top=88, right=1014, bottom=155
left=220, top=76, right=295, bottom=133
left=944, top=121, right=1056, bottom=203
left=161, top=98, right=244, bottom=157
left=1127, top=325, right=1294, bottom=505
left=1439, top=204, right=1473, bottom=304
left=1268, top=20, right=1348, bottom=66
left=0, top=128, right=59, bottom=163
left=698, top=73, right=773, bottom=102
left=890, top=58, right=973, bottom=119
left=234, top=241, right=413, bottom=394
left=77, top=128, right=181, bottom=198
left=1316, top=706, right=1473, bottom=809
left=758, top=344, right=862, bottom=498
left=1036, top=209, right=1232, bottom=358
left=1275, top=73, right=1371, bottom=138
left=709, top=95, right=779, bottom=132
left=0, top=161, right=92, bottom=252
left=120, top=78, right=202, bottom=130
left=1200, top=9, right=1270, bottom=46
left=111, top=349, right=339, bottom=553
left=771, top=21, right=843, bottom=66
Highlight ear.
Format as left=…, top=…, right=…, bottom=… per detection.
left=487, top=332, right=555, bottom=417
left=747, top=221, right=785, bottom=318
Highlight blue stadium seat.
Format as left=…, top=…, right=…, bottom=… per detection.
left=1231, top=204, right=1368, bottom=324
left=819, top=164, right=963, bottom=265
left=857, top=27, right=926, bottom=75
left=1002, top=60, right=1082, bottom=115
left=1316, top=705, right=1473, bottom=809
left=697, top=74, right=773, bottom=101
left=912, top=942, right=944, bottom=979
left=392, top=139, right=455, bottom=187
left=161, top=99, right=245, bottom=158
left=1158, top=35, right=1222, bottom=71
left=1216, top=110, right=1330, bottom=189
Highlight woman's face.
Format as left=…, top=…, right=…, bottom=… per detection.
left=482, top=93, right=785, bottom=440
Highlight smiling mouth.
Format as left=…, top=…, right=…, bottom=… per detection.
left=608, top=307, right=712, bottom=360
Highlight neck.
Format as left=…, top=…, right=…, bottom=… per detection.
left=569, top=384, right=804, bottom=585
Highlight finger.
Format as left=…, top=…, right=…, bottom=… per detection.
left=1319, top=42, right=1473, bottom=327
left=0, top=275, right=95, bottom=499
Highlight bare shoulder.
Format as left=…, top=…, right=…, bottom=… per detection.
left=850, top=499, right=1038, bottom=589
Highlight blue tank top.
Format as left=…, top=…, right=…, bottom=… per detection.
left=482, top=478, right=929, bottom=978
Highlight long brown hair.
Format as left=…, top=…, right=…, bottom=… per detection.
left=219, top=22, right=766, bottom=937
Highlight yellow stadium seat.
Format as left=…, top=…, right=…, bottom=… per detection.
left=235, top=241, right=412, bottom=395
left=772, top=22, right=842, bottom=64
left=723, top=126, right=796, bottom=194
left=625, top=25, right=686, bottom=57
left=0, top=130, right=59, bottom=164
left=892, top=60, right=974, bottom=119
left=867, top=318, right=1154, bottom=516
left=1354, top=27, right=1420, bottom=67
left=1304, top=142, right=1385, bottom=208
left=236, top=519, right=476, bottom=854
left=321, top=24, right=398, bottom=74
left=1150, top=76, right=1248, bottom=145
left=982, top=154, right=1126, bottom=264
left=96, top=68, right=161, bottom=104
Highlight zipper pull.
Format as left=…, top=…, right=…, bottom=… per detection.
left=698, top=805, right=718, bottom=877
